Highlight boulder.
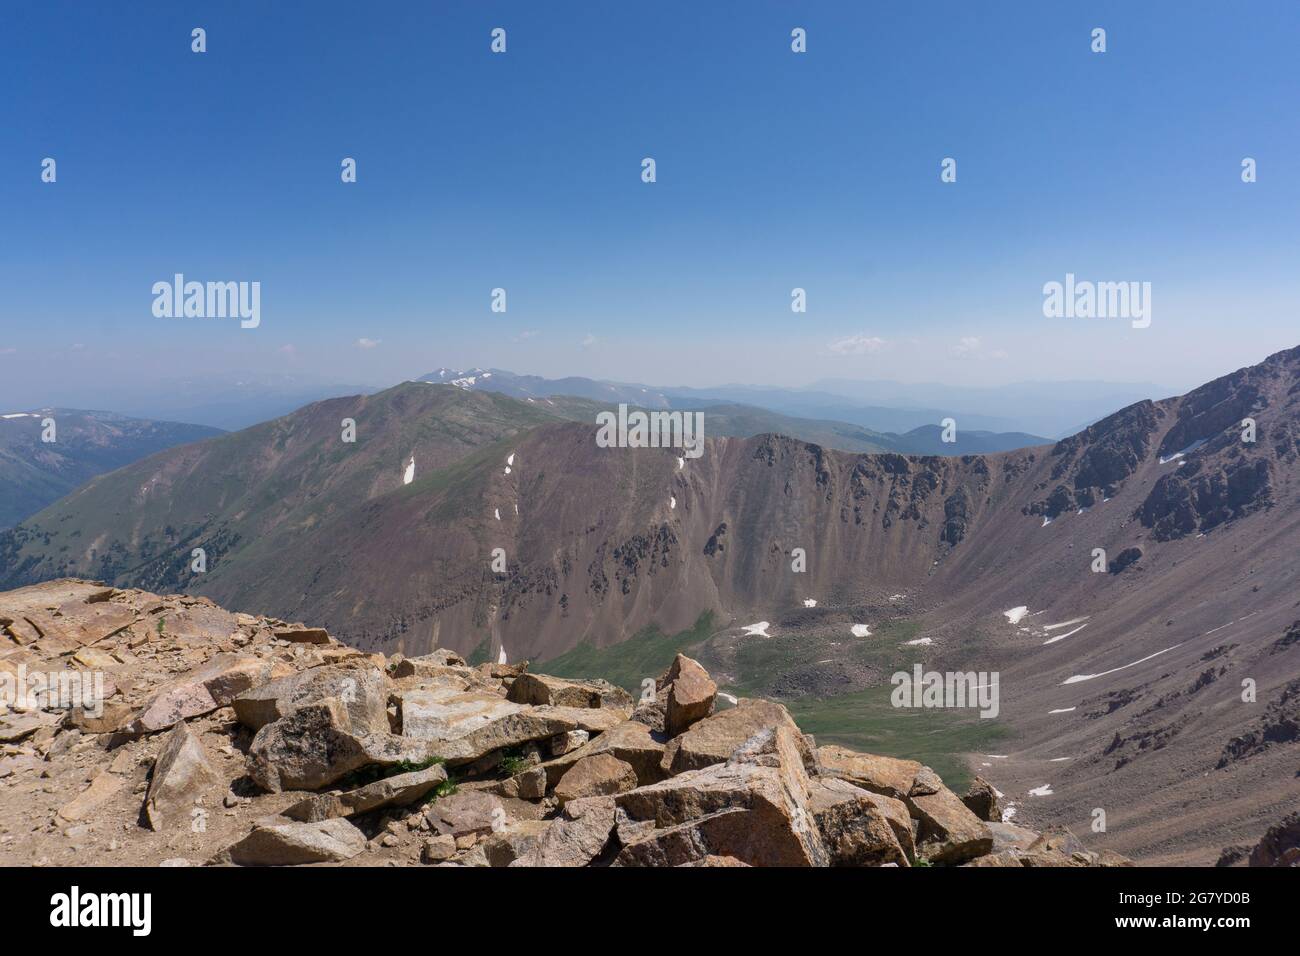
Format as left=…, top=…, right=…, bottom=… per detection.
left=125, top=655, right=291, bottom=734
left=282, top=762, right=448, bottom=822
left=961, top=775, right=1003, bottom=822
left=963, top=850, right=1026, bottom=867
left=554, top=753, right=638, bottom=806
left=395, top=686, right=524, bottom=740
left=421, top=834, right=457, bottom=863
left=542, top=720, right=667, bottom=788
left=614, top=728, right=827, bottom=867
left=65, top=700, right=133, bottom=735
left=423, top=705, right=625, bottom=766
left=144, top=722, right=221, bottom=831
left=391, top=649, right=466, bottom=678
left=1020, top=826, right=1102, bottom=867
left=481, top=820, right=552, bottom=866
left=510, top=796, right=618, bottom=867
left=987, top=821, right=1040, bottom=853
left=233, top=663, right=390, bottom=733
left=816, top=745, right=922, bottom=800
left=661, top=698, right=814, bottom=775
left=272, top=627, right=331, bottom=645
left=663, top=654, right=716, bottom=736
left=507, top=673, right=634, bottom=714
left=246, top=697, right=440, bottom=792
left=808, top=777, right=912, bottom=866
left=424, top=791, right=507, bottom=839
left=226, top=818, right=367, bottom=865
left=548, top=730, right=589, bottom=757
left=910, top=782, right=994, bottom=865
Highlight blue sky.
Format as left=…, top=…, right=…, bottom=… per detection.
left=2, top=0, right=1298, bottom=407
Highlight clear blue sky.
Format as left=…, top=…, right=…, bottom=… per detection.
left=2, top=0, right=1298, bottom=407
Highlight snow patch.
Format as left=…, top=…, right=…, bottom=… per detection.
left=802, top=599, right=817, bottom=608
left=1003, top=606, right=1029, bottom=625
left=1042, top=616, right=1090, bottom=631
left=669, top=496, right=677, bottom=510
left=494, top=508, right=500, bottom=520
left=1027, top=784, right=1054, bottom=797
left=904, top=637, right=933, bottom=646
left=1048, top=707, right=1076, bottom=714
left=1062, top=645, right=1179, bottom=685
left=741, top=622, right=771, bottom=638
left=1159, top=438, right=1207, bottom=465
left=1041, top=623, right=1088, bottom=646
left=850, top=624, right=872, bottom=638
left=403, top=457, right=415, bottom=485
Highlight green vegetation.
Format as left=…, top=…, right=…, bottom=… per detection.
left=786, top=685, right=1009, bottom=792
left=703, top=616, right=1007, bottom=792
left=717, top=618, right=923, bottom=698
left=542, top=611, right=716, bottom=693
left=337, top=755, right=446, bottom=790
left=465, top=638, right=492, bottom=667
left=497, top=746, right=531, bottom=777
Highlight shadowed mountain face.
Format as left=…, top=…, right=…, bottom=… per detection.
left=0, top=410, right=223, bottom=530
left=1, top=346, right=1297, bottom=862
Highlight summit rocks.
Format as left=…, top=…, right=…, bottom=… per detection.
left=0, top=579, right=1127, bottom=868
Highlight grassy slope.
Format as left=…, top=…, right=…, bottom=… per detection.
left=540, top=611, right=1003, bottom=790
left=541, top=612, right=717, bottom=692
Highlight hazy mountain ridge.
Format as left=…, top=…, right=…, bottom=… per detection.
left=0, top=409, right=223, bottom=530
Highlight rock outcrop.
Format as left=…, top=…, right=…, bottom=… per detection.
left=0, top=579, right=1129, bottom=869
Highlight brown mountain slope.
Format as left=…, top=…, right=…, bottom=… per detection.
left=0, top=346, right=1296, bottom=862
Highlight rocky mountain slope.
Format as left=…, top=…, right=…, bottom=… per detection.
left=0, top=580, right=1145, bottom=868
left=0, top=409, right=222, bottom=529
left=1, top=345, right=1297, bottom=862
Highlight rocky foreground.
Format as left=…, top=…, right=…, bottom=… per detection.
left=0, top=580, right=1136, bottom=868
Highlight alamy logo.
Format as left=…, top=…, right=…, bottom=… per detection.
left=152, top=274, right=261, bottom=328
left=1042, top=273, right=1150, bottom=328
left=0, top=665, right=104, bottom=717
left=595, top=404, right=705, bottom=459
left=891, top=665, right=1000, bottom=719
left=49, top=886, right=151, bottom=937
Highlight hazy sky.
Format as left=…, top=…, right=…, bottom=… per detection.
left=2, top=1, right=1298, bottom=409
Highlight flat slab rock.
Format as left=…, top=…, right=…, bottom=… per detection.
left=225, top=818, right=367, bottom=866
left=283, top=763, right=448, bottom=822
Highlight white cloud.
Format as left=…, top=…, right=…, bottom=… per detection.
left=828, top=334, right=887, bottom=355
left=581, top=334, right=598, bottom=349
left=513, top=329, right=540, bottom=342
left=356, top=338, right=381, bottom=349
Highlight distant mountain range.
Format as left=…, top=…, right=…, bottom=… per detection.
left=418, top=368, right=1051, bottom=454
left=0, top=409, right=222, bottom=529
left=416, top=366, right=1167, bottom=438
